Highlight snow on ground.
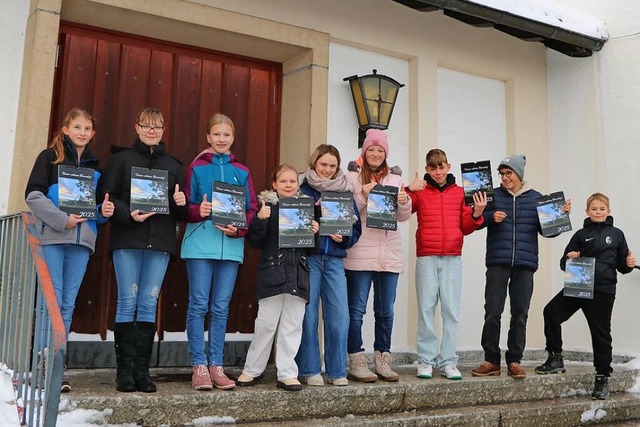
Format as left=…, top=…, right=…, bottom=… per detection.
left=191, top=416, right=236, bottom=425
left=621, top=357, right=640, bottom=393
left=58, top=399, right=237, bottom=426
left=468, top=0, right=608, bottom=39
left=0, top=364, right=20, bottom=426
left=580, top=403, right=607, bottom=423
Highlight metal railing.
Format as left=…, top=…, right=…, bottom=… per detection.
left=0, top=212, right=66, bottom=427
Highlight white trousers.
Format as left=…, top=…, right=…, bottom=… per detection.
left=242, top=294, right=306, bottom=381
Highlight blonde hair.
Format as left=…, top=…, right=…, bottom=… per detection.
left=137, top=108, right=164, bottom=126
left=50, top=108, right=95, bottom=164
left=586, top=192, right=610, bottom=209
left=207, top=113, right=235, bottom=135
left=271, top=164, right=298, bottom=185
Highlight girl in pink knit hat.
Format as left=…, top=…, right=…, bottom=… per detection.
left=344, top=129, right=411, bottom=383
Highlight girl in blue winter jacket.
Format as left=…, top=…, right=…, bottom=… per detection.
left=181, top=113, right=258, bottom=391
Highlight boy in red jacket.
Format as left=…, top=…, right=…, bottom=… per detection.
left=407, top=149, right=487, bottom=380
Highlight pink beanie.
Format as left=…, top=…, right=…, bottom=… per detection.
left=361, top=129, right=389, bottom=158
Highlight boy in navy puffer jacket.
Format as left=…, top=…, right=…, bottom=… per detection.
left=471, top=154, right=571, bottom=380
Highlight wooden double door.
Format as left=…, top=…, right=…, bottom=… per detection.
left=51, top=23, right=281, bottom=338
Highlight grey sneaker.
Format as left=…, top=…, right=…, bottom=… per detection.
left=347, top=352, right=378, bottom=383
left=374, top=351, right=399, bottom=382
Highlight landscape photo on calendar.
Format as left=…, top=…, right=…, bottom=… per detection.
left=130, top=167, right=169, bottom=214
left=366, top=185, right=398, bottom=230
left=460, top=160, right=494, bottom=205
left=564, top=257, right=595, bottom=299
left=57, top=165, right=96, bottom=217
left=320, top=191, right=355, bottom=236
left=211, top=181, right=247, bottom=228
left=278, top=197, right=315, bottom=248
left=536, top=191, right=572, bottom=237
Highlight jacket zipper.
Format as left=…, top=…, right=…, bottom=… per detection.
left=217, top=155, right=226, bottom=259
left=511, top=195, right=516, bottom=266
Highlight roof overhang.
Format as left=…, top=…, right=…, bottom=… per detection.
left=392, top=0, right=608, bottom=57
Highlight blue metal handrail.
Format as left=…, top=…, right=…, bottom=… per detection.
left=0, top=212, right=66, bottom=427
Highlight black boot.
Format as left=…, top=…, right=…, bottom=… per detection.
left=535, top=351, right=566, bottom=374
left=114, top=322, right=136, bottom=392
left=592, top=374, right=610, bottom=400
left=133, top=322, right=157, bottom=393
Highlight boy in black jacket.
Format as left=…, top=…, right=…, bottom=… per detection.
left=535, top=193, right=635, bottom=400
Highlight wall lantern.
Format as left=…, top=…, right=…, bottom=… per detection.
left=343, top=69, right=404, bottom=147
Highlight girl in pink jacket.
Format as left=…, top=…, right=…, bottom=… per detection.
left=344, top=129, right=411, bottom=383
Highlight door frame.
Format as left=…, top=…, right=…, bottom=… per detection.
left=10, top=0, right=330, bottom=213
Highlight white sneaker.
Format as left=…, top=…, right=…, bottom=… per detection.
left=327, top=377, right=348, bottom=386
left=442, top=365, right=462, bottom=380
left=417, top=363, right=433, bottom=379
left=304, top=374, right=324, bottom=386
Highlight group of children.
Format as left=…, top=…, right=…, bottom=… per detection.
left=27, top=108, right=634, bottom=400
left=407, top=150, right=635, bottom=401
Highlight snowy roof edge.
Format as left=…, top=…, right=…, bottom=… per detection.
left=393, top=0, right=608, bottom=57
left=466, top=0, right=608, bottom=41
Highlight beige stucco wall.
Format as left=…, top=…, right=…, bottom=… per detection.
left=12, top=0, right=554, bottom=352
left=196, top=1, right=553, bottom=351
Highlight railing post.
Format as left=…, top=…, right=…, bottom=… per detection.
left=0, top=212, right=67, bottom=427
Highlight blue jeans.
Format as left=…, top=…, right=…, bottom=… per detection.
left=185, top=259, right=239, bottom=366
left=346, top=270, right=398, bottom=354
left=112, top=249, right=170, bottom=323
left=42, top=244, right=91, bottom=336
left=296, top=255, right=349, bottom=379
left=415, top=256, right=462, bottom=368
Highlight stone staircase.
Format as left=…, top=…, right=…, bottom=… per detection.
left=59, top=353, right=640, bottom=426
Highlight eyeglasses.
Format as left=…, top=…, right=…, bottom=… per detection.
left=138, top=123, right=165, bottom=132
left=498, top=170, right=514, bottom=178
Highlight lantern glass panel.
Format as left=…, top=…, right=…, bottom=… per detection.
left=349, top=79, right=369, bottom=127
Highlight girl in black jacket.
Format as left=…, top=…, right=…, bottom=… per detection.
left=100, top=108, right=187, bottom=393
left=25, top=107, right=114, bottom=393
left=236, top=164, right=319, bottom=391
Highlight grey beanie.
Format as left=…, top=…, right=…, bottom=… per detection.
left=498, top=154, right=526, bottom=181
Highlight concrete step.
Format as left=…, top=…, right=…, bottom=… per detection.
left=59, top=360, right=640, bottom=426
left=246, top=393, right=640, bottom=426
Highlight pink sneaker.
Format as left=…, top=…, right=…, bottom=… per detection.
left=209, top=365, right=236, bottom=390
left=192, top=365, right=213, bottom=391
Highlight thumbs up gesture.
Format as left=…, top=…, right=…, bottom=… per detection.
left=627, top=251, right=636, bottom=268
left=257, top=200, right=271, bottom=220
left=101, top=193, right=115, bottom=218
left=173, top=183, right=186, bottom=206
left=199, top=193, right=212, bottom=218
left=408, top=172, right=426, bottom=192
left=398, top=183, right=409, bottom=205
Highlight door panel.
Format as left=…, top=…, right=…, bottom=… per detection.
left=51, top=23, right=281, bottom=339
